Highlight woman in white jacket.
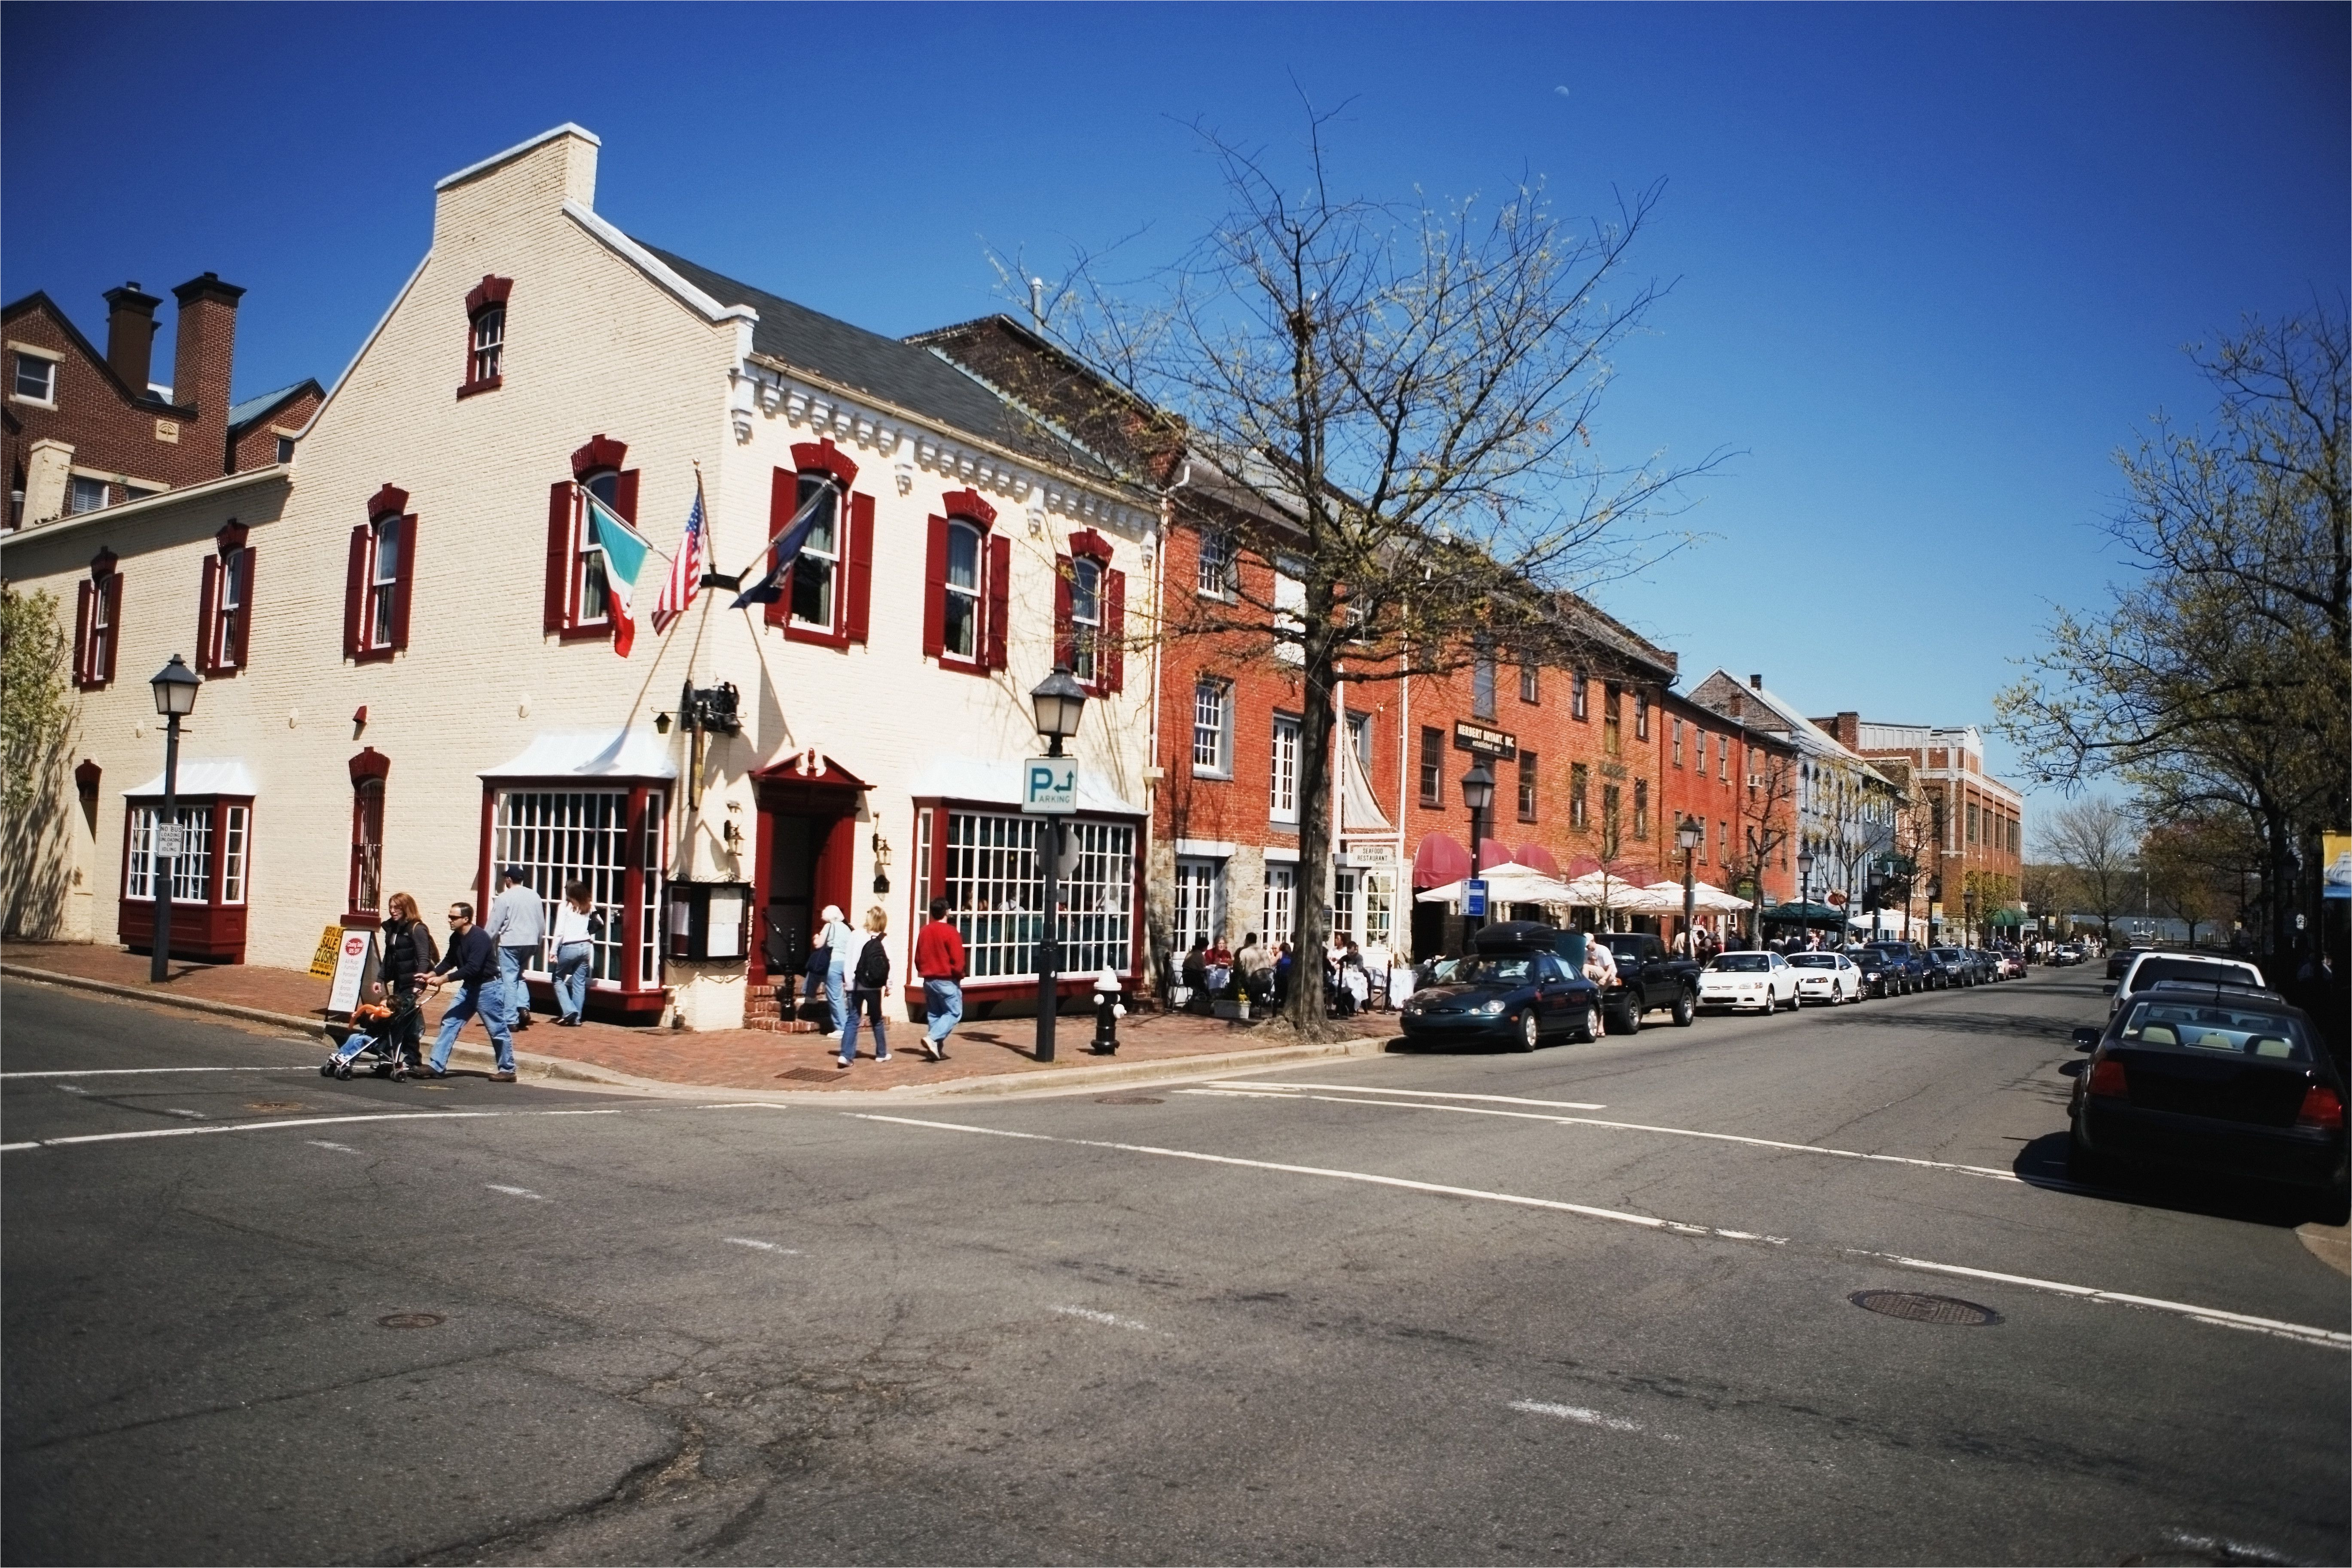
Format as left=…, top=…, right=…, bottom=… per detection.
left=817, top=903, right=863, bottom=1040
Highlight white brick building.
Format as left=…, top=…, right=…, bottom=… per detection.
left=1, top=125, right=1159, bottom=1029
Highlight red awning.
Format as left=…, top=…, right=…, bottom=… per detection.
left=1565, top=854, right=1603, bottom=879
left=1514, top=843, right=1561, bottom=877
left=1480, top=837, right=1515, bottom=870
left=1411, top=832, right=1472, bottom=888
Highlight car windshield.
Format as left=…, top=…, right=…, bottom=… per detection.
left=2130, top=957, right=2261, bottom=991
left=1711, top=954, right=1770, bottom=973
left=1788, top=954, right=1837, bottom=969
left=1930, top=948, right=1963, bottom=961
left=2120, top=1000, right=2312, bottom=1062
left=1450, top=956, right=1537, bottom=986
left=1602, top=935, right=1647, bottom=957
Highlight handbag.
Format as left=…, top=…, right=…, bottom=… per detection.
left=804, top=939, right=833, bottom=982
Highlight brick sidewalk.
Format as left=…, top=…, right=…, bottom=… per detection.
left=1, top=942, right=1388, bottom=1093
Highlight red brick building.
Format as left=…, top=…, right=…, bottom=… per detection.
left=1656, top=687, right=1800, bottom=925
left=4, top=273, right=318, bottom=530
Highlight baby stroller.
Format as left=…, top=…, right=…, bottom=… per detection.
left=322, top=983, right=422, bottom=1081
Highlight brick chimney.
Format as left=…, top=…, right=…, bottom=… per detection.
left=1831, top=711, right=1860, bottom=747
left=1748, top=673, right=1764, bottom=691
left=170, top=272, right=244, bottom=419
left=102, top=282, right=162, bottom=391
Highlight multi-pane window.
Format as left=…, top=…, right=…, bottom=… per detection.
left=1263, top=862, right=1296, bottom=948
left=70, top=476, right=110, bottom=514
left=470, top=305, right=505, bottom=385
left=1273, top=557, right=1305, bottom=665
left=125, top=804, right=244, bottom=903
left=13, top=352, right=56, bottom=402
left=788, top=473, right=840, bottom=630
left=1362, top=872, right=1394, bottom=951
left=1672, top=717, right=1685, bottom=768
left=1173, top=857, right=1223, bottom=953
left=1069, top=556, right=1102, bottom=683
left=1419, top=726, right=1444, bottom=806
left=369, top=513, right=403, bottom=648
left=574, top=471, right=620, bottom=624
left=1192, top=678, right=1232, bottom=775
left=1519, top=665, right=1540, bottom=704
left=1517, top=751, right=1538, bottom=822
left=1717, top=733, right=1730, bottom=781
left=491, top=787, right=667, bottom=988
left=1968, top=802, right=1980, bottom=844
left=1571, top=670, right=1589, bottom=720
left=211, top=547, right=249, bottom=670
left=1604, top=683, right=1623, bottom=755
left=1718, top=819, right=1729, bottom=865
left=1634, top=779, right=1650, bottom=839
left=941, top=811, right=1135, bottom=980
left=1333, top=869, right=1358, bottom=944
left=1569, top=763, right=1589, bottom=829
left=1635, top=693, right=1650, bottom=741
left=942, top=519, right=982, bottom=659
left=351, top=778, right=384, bottom=918
left=1196, top=528, right=1236, bottom=596
left=1347, top=711, right=1373, bottom=771
left=1472, top=651, right=1497, bottom=720
left=1602, top=784, right=1622, bottom=840
left=84, top=568, right=116, bottom=683
left=1269, top=715, right=1300, bottom=822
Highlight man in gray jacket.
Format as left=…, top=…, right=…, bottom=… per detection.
left=484, top=866, right=546, bottom=1033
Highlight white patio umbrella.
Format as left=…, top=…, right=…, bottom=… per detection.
left=1414, top=861, right=1581, bottom=906
left=1561, top=870, right=1655, bottom=909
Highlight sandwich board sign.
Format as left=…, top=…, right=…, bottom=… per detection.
left=325, top=929, right=379, bottom=1018
left=308, top=924, right=345, bottom=978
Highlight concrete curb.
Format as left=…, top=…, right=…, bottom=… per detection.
left=1, top=962, right=1397, bottom=1103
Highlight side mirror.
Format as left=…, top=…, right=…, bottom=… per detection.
left=2071, top=1027, right=2101, bottom=1052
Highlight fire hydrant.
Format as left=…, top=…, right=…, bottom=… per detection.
left=1090, top=967, right=1126, bottom=1054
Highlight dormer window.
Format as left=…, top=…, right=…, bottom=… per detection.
left=459, top=275, right=511, bottom=398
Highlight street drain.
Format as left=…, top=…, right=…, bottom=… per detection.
left=1850, top=1290, right=2001, bottom=1326
left=377, top=1312, right=444, bottom=1329
left=1095, top=1094, right=1163, bottom=1104
left=778, top=1067, right=838, bottom=1082
left=244, top=1101, right=306, bottom=1113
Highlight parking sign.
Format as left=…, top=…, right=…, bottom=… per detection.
left=1465, top=878, right=1488, bottom=918
left=1021, top=758, right=1076, bottom=815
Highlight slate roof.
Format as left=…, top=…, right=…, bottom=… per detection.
left=637, top=246, right=1120, bottom=483
left=226, top=380, right=320, bottom=435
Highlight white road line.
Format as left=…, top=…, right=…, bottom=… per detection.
left=307, top=1141, right=359, bottom=1153
left=1509, top=1399, right=1644, bottom=1433
left=0, top=1142, right=37, bottom=1152
left=486, top=1183, right=547, bottom=1201
left=11, top=1110, right=508, bottom=1148
left=4, top=1066, right=304, bottom=1079
left=53, top=1085, right=88, bottom=1095
left=540, top=1109, right=625, bottom=1116
left=1051, top=1305, right=1169, bottom=1336
left=1209, top=1080, right=1608, bottom=1111
left=161, top=1108, right=208, bottom=1120
left=722, top=1237, right=801, bottom=1253
left=847, top=1113, right=2349, bottom=1352
left=696, top=1103, right=793, bottom=1111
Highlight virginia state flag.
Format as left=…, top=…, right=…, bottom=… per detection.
left=584, top=489, right=653, bottom=658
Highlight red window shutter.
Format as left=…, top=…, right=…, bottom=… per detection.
left=1052, top=554, right=1075, bottom=671
left=1104, top=567, right=1125, bottom=692
left=345, top=525, right=369, bottom=658
left=73, top=580, right=92, bottom=686
left=922, top=515, right=948, bottom=658
left=613, top=468, right=639, bottom=523
left=544, top=482, right=572, bottom=633
left=391, top=516, right=417, bottom=651
left=984, top=532, right=1011, bottom=671
left=229, top=549, right=255, bottom=668
left=99, top=576, right=121, bottom=684
left=765, top=467, right=793, bottom=629
left=195, top=555, right=221, bottom=676
left=844, top=491, right=875, bottom=645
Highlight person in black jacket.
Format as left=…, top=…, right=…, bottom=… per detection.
left=422, top=900, right=516, bottom=1080
left=326, top=891, right=436, bottom=1074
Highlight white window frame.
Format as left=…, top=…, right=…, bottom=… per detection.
left=69, top=476, right=110, bottom=514
left=1196, top=527, right=1236, bottom=598
left=211, top=547, right=249, bottom=671
left=470, top=304, right=505, bottom=384
left=941, top=809, right=1135, bottom=982
left=12, top=349, right=58, bottom=405
left=941, top=518, right=983, bottom=662
left=367, top=513, right=402, bottom=649
left=1269, top=714, right=1301, bottom=823
left=491, top=787, right=667, bottom=988
left=1070, top=555, right=1102, bottom=684
left=573, top=473, right=616, bottom=628
left=126, top=802, right=241, bottom=904
left=788, top=473, right=841, bottom=633
left=1262, top=861, right=1296, bottom=947
left=1173, top=856, right=1224, bottom=953
left=1192, top=678, right=1232, bottom=777
left=1273, top=555, right=1305, bottom=664
left=85, top=570, right=115, bottom=679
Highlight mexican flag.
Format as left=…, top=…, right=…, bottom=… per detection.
left=583, top=489, right=653, bottom=658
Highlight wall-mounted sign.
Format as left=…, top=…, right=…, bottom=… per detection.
left=1451, top=721, right=1517, bottom=759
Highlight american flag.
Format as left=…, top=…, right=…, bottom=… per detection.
left=650, top=476, right=705, bottom=636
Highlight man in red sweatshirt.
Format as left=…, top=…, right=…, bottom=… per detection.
left=913, top=897, right=967, bottom=1062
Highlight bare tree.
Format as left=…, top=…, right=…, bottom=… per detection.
left=1038, top=110, right=1727, bottom=1031
left=1730, top=748, right=1797, bottom=946
left=2036, top=798, right=2138, bottom=942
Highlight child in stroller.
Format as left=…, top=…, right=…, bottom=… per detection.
left=321, top=981, right=423, bottom=1081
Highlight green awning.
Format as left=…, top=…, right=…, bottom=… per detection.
left=1988, top=908, right=2027, bottom=927
left=1760, top=900, right=1848, bottom=927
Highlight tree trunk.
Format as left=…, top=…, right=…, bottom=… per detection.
left=1287, top=613, right=1339, bottom=1032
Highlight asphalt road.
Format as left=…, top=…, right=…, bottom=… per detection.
left=3, top=970, right=2345, bottom=1566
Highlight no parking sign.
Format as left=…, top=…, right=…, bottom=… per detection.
left=325, top=930, right=379, bottom=1017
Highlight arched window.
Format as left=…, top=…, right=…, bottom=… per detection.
left=198, top=521, right=255, bottom=677
left=344, top=487, right=413, bottom=662
left=72, top=549, right=121, bottom=690
left=348, top=748, right=390, bottom=923
left=459, top=275, right=510, bottom=398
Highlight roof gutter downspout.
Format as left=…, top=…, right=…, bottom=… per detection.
left=1150, top=457, right=1191, bottom=806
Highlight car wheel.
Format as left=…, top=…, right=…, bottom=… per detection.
left=1608, top=1002, right=1640, bottom=1036
left=1570, top=1002, right=1601, bottom=1044
left=2066, top=1124, right=2111, bottom=1186
left=1510, top=1011, right=1539, bottom=1052
left=1671, top=988, right=1695, bottom=1027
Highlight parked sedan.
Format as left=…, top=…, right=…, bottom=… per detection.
left=1787, top=951, right=1862, bottom=1005
left=1923, top=947, right=1975, bottom=988
left=1697, top=951, right=1800, bottom=1013
left=2069, top=981, right=2348, bottom=1214
left=1842, top=946, right=1901, bottom=998
left=2108, top=950, right=2267, bottom=1016
left=1864, top=941, right=1927, bottom=994
left=1399, top=946, right=1602, bottom=1051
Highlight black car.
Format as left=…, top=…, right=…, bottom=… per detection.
left=1865, top=941, right=1929, bottom=993
left=1841, top=945, right=1901, bottom=998
left=2068, top=980, right=2349, bottom=1213
left=1923, top=946, right=1976, bottom=988
left=1399, top=922, right=1604, bottom=1051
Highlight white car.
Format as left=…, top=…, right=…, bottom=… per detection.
left=2109, top=950, right=2267, bottom=1015
left=1786, top=951, right=1862, bottom=1005
left=1697, top=951, right=1801, bottom=1013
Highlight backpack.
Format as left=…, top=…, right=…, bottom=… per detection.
left=406, top=921, right=440, bottom=974
left=854, top=935, right=890, bottom=990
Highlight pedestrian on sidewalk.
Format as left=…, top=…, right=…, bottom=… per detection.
left=548, top=880, right=599, bottom=1027
left=812, top=903, right=860, bottom=1037
left=914, top=897, right=966, bottom=1062
left=325, top=891, right=436, bottom=1074
left=485, top=866, right=545, bottom=1034
left=839, top=906, right=894, bottom=1068
left=421, top=900, right=515, bottom=1080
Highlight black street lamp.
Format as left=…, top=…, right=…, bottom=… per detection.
left=147, top=656, right=201, bottom=983
left=1028, top=664, right=1088, bottom=1063
left=1461, top=760, right=1495, bottom=937
left=1676, top=815, right=1703, bottom=952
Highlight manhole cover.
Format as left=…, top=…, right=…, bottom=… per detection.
left=1096, top=1094, right=1163, bottom=1104
left=1849, top=1290, right=2001, bottom=1326
left=377, top=1312, right=445, bottom=1330
left=244, top=1101, right=306, bottom=1113
left=778, top=1067, right=838, bottom=1082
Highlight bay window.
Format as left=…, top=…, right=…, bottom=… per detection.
left=118, top=787, right=253, bottom=961
left=936, top=810, right=1136, bottom=982
left=489, top=784, right=668, bottom=998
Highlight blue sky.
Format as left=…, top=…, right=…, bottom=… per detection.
left=6, top=3, right=2343, bottom=807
